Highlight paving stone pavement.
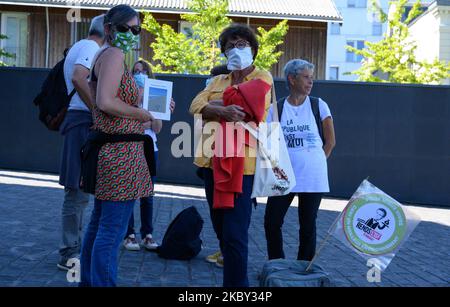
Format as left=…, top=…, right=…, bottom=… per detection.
left=0, top=170, right=449, bottom=287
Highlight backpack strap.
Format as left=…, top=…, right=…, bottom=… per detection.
left=63, top=46, right=77, bottom=104
left=310, top=96, right=324, bottom=145
left=276, top=96, right=286, bottom=122
left=68, top=88, right=77, bottom=100
left=277, top=95, right=325, bottom=145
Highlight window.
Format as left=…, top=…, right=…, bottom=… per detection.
left=180, top=21, right=194, bottom=38
left=330, top=23, right=340, bottom=35
left=372, top=22, right=382, bottom=36
left=329, top=67, right=339, bottom=80
left=0, top=13, right=29, bottom=67
left=346, top=40, right=365, bottom=62
left=348, top=0, right=366, bottom=8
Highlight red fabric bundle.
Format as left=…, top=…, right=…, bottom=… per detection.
left=212, top=78, right=271, bottom=209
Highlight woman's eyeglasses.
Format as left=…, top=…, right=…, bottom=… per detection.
left=114, top=24, right=142, bottom=35
left=225, top=40, right=250, bottom=52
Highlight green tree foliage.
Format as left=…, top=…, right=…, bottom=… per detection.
left=254, top=20, right=289, bottom=71
left=346, top=0, right=449, bottom=84
left=0, top=34, right=15, bottom=66
left=141, top=0, right=288, bottom=74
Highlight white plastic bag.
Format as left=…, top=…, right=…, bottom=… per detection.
left=239, top=87, right=296, bottom=198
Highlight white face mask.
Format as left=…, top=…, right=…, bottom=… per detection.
left=226, top=47, right=253, bottom=71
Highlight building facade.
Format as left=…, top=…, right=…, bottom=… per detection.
left=408, top=0, right=450, bottom=84
left=326, top=0, right=439, bottom=81
left=0, top=0, right=342, bottom=78
left=326, top=0, right=391, bottom=81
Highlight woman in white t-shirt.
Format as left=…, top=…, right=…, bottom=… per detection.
left=264, top=59, right=336, bottom=261
left=122, top=60, right=175, bottom=251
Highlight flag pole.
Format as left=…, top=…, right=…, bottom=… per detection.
left=305, top=213, right=340, bottom=272
left=306, top=176, right=370, bottom=272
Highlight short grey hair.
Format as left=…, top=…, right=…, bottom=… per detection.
left=88, top=14, right=105, bottom=38
left=283, top=59, right=315, bottom=89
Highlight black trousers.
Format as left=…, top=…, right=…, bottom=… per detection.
left=202, top=167, right=224, bottom=251
left=264, top=192, right=323, bottom=261
left=203, top=167, right=254, bottom=287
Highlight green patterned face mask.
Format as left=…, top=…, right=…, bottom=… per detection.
left=111, top=31, right=139, bottom=53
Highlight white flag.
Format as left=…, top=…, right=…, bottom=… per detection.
left=329, top=179, right=421, bottom=271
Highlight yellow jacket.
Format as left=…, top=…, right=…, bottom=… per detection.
left=189, top=68, right=273, bottom=175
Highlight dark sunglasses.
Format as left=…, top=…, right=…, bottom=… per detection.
left=114, top=24, right=142, bottom=35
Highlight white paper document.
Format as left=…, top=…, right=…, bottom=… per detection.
left=143, top=78, right=173, bottom=121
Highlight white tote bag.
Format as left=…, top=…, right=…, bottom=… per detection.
left=240, top=88, right=296, bottom=198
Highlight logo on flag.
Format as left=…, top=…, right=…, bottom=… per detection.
left=343, top=193, right=407, bottom=255
left=324, top=179, right=421, bottom=272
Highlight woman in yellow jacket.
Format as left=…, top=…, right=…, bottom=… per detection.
left=189, top=24, right=273, bottom=287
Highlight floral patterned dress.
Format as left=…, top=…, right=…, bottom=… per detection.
left=90, top=66, right=153, bottom=201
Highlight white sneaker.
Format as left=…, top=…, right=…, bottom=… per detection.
left=215, top=255, right=224, bottom=268
left=141, top=234, right=159, bottom=251
left=123, top=234, right=141, bottom=251
left=205, top=251, right=222, bottom=264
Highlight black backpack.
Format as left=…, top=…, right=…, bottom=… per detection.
left=33, top=48, right=76, bottom=131
left=277, top=96, right=324, bottom=144
left=157, top=206, right=203, bottom=260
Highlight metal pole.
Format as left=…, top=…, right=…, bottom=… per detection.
left=305, top=213, right=341, bottom=272
left=45, top=7, right=50, bottom=68
left=306, top=177, right=368, bottom=272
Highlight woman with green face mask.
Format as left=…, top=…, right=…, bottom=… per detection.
left=109, top=22, right=141, bottom=54
left=79, top=4, right=155, bottom=287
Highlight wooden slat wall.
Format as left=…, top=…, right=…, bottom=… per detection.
left=246, top=19, right=327, bottom=79
left=77, top=18, right=92, bottom=41
left=33, top=13, right=72, bottom=67
left=2, top=5, right=98, bottom=68
left=48, top=13, right=71, bottom=67
left=27, top=12, right=46, bottom=67
left=2, top=5, right=327, bottom=77
left=138, top=16, right=327, bottom=78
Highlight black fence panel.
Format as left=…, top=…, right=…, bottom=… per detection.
left=0, top=67, right=449, bottom=206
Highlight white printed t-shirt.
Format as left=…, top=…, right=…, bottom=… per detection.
left=145, top=128, right=158, bottom=152
left=266, top=96, right=332, bottom=193
left=64, top=39, right=100, bottom=111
